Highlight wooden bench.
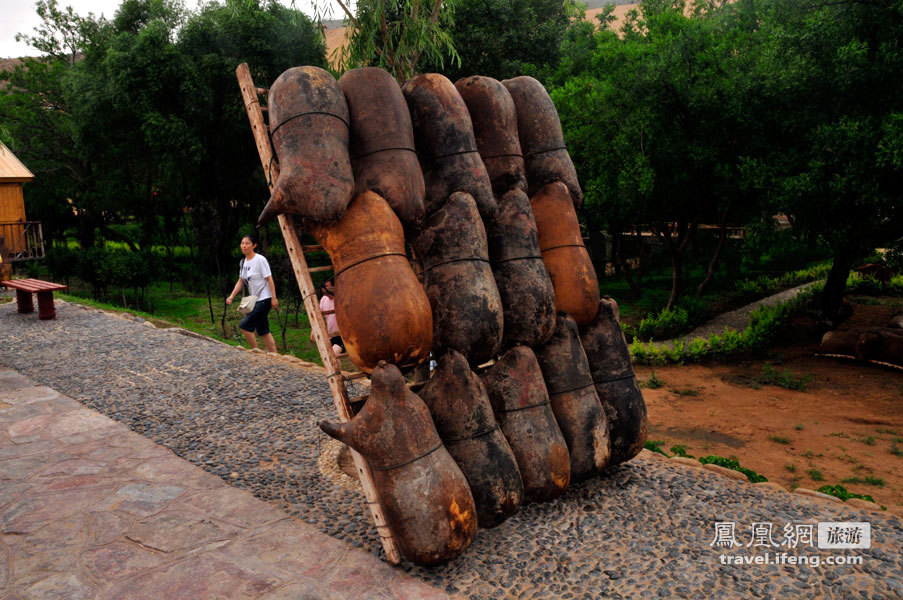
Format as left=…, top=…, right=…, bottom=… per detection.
left=1, top=278, right=68, bottom=320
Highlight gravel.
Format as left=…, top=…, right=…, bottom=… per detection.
left=2, top=300, right=901, bottom=599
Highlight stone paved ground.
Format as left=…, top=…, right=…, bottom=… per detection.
left=0, top=368, right=447, bottom=599
left=2, top=300, right=903, bottom=599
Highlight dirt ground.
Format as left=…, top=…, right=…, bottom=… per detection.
left=637, top=296, right=903, bottom=514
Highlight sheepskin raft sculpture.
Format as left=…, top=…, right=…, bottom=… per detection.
left=319, top=362, right=477, bottom=565
left=820, top=327, right=903, bottom=368
left=307, top=191, right=432, bottom=373
left=455, top=75, right=527, bottom=196
left=338, top=67, right=425, bottom=231
left=402, top=73, right=497, bottom=219
left=261, top=66, right=354, bottom=225
left=503, top=75, right=583, bottom=208
left=481, top=345, right=571, bottom=502
left=532, top=181, right=600, bottom=326
left=580, top=298, right=648, bottom=465
left=242, top=63, right=655, bottom=569
left=486, top=188, right=557, bottom=349
left=419, top=350, right=523, bottom=529
left=457, top=75, right=556, bottom=350
left=535, top=313, right=611, bottom=481
left=413, top=191, right=504, bottom=365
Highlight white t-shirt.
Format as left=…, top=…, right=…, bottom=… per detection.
left=240, top=254, right=272, bottom=301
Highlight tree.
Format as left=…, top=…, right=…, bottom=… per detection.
left=420, top=0, right=582, bottom=81
left=330, top=0, right=460, bottom=81
left=0, top=0, right=107, bottom=246
left=3, top=0, right=326, bottom=262
left=550, top=1, right=766, bottom=307
left=752, top=0, right=903, bottom=325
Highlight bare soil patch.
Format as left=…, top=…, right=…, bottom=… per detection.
left=638, top=297, right=903, bottom=514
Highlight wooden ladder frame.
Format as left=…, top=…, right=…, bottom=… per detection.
left=236, top=63, right=401, bottom=564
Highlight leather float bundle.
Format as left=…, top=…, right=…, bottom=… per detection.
left=338, top=67, right=425, bottom=232
left=481, top=345, right=570, bottom=502
left=502, top=76, right=583, bottom=208
left=260, top=66, right=354, bottom=225
left=404, top=74, right=504, bottom=364
left=457, top=76, right=557, bottom=349
left=306, top=191, right=432, bottom=373
left=412, top=192, right=504, bottom=365
left=534, top=313, right=611, bottom=481
left=402, top=73, right=498, bottom=220
left=579, top=298, right=648, bottom=465
left=418, top=350, right=523, bottom=528
left=531, top=181, right=600, bottom=326
left=820, top=327, right=903, bottom=367
left=319, top=362, right=477, bottom=566
left=499, top=76, right=599, bottom=326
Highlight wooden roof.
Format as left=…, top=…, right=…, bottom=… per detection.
left=0, top=141, right=34, bottom=183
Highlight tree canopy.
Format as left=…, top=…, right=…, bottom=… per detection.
left=548, top=0, right=903, bottom=317
left=1, top=0, right=325, bottom=261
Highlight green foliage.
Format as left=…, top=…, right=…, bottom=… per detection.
left=420, top=0, right=580, bottom=81
left=670, top=444, right=694, bottom=459
left=333, top=0, right=460, bottom=82
left=758, top=364, right=813, bottom=391
left=2, top=0, right=325, bottom=262
left=698, top=455, right=767, bottom=483
left=842, top=476, right=885, bottom=487
left=768, top=435, right=790, bottom=445
left=817, top=484, right=875, bottom=504
left=731, top=264, right=831, bottom=303
left=644, top=440, right=668, bottom=456
left=806, top=469, right=824, bottom=482
left=642, top=371, right=664, bottom=389
left=629, top=288, right=810, bottom=364
left=634, top=306, right=689, bottom=341
left=891, top=439, right=903, bottom=457
left=846, top=272, right=903, bottom=297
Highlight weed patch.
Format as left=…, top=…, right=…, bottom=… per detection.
left=806, top=469, right=825, bottom=482
left=818, top=484, right=876, bottom=503
left=842, top=476, right=885, bottom=487
left=758, top=364, right=813, bottom=391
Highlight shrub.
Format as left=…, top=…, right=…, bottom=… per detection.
left=644, top=440, right=668, bottom=456
left=45, top=246, right=79, bottom=284
left=698, top=455, right=767, bottom=483
left=635, top=305, right=689, bottom=340
left=758, top=364, right=814, bottom=391
left=817, top=484, right=875, bottom=503
left=630, top=288, right=816, bottom=364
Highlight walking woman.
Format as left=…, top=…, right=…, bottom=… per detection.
left=226, top=234, right=279, bottom=353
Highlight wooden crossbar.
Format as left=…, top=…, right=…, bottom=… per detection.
left=236, top=63, right=400, bottom=564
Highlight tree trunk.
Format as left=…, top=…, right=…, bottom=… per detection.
left=617, top=232, right=646, bottom=298
left=657, top=217, right=699, bottom=310
left=821, top=254, right=854, bottom=328
left=587, top=228, right=607, bottom=276
left=668, top=253, right=683, bottom=309
left=696, top=215, right=729, bottom=298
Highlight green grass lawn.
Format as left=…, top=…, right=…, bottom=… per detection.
left=58, top=280, right=322, bottom=364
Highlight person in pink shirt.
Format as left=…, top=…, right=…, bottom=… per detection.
left=318, top=277, right=344, bottom=355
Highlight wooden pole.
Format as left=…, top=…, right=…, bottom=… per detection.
left=236, top=63, right=401, bottom=564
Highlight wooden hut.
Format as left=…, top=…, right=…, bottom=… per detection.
left=0, top=141, right=43, bottom=280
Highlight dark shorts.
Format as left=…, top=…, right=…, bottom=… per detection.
left=239, top=298, right=272, bottom=336
left=330, top=336, right=345, bottom=352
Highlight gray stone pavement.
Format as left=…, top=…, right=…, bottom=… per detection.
left=0, top=369, right=447, bottom=600
left=2, top=300, right=903, bottom=599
